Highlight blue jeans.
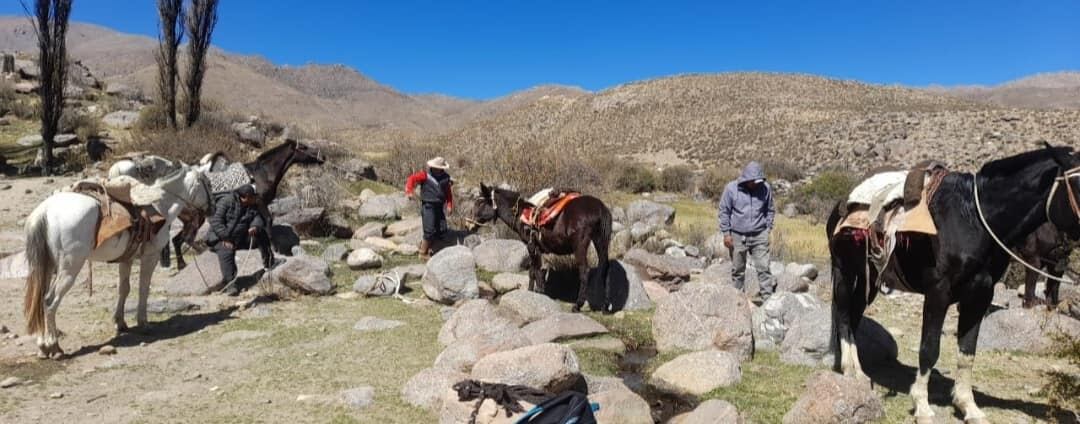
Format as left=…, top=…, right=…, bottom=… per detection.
left=731, top=231, right=775, bottom=296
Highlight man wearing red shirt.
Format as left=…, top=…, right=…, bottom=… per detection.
left=405, top=157, right=454, bottom=259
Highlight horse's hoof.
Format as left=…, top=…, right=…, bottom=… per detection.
left=964, top=417, right=990, bottom=424
left=177, top=263, right=187, bottom=271
left=116, top=323, right=130, bottom=333
left=914, top=416, right=935, bottom=424
left=571, top=305, right=582, bottom=313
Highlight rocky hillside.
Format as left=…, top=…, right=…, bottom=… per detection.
left=425, top=73, right=1080, bottom=172
left=940, top=72, right=1080, bottom=110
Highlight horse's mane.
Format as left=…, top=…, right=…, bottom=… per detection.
left=978, top=147, right=1073, bottom=178
left=255, top=140, right=296, bottom=162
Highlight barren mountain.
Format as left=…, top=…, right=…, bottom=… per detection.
left=936, top=72, right=1080, bottom=110
left=425, top=73, right=1080, bottom=172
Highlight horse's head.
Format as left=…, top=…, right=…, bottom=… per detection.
left=291, top=141, right=326, bottom=166
left=1044, top=143, right=1080, bottom=239
left=468, top=183, right=500, bottom=231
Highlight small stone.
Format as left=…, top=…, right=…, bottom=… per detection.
left=335, top=291, right=359, bottom=300
left=209, top=386, right=219, bottom=392
left=98, top=345, right=116, bottom=355
left=1, top=377, right=22, bottom=388
left=0, top=325, right=8, bottom=334
left=340, top=386, right=376, bottom=410
left=49, top=392, right=64, bottom=399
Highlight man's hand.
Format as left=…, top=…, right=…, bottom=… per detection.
left=723, top=234, right=734, bottom=250
left=222, top=241, right=235, bottom=250
left=248, top=227, right=257, bottom=237
left=446, top=205, right=454, bottom=216
left=406, top=191, right=414, bottom=200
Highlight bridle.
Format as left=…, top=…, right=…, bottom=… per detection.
left=464, top=194, right=499, bottom=229
left=973, top=166, right=1080, bottom=284
left=160, top=172, right=214, bottom=216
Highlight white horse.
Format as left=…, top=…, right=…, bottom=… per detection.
left=23, top=166, right=213, bottom=358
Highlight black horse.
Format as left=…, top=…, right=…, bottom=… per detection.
left=165, top=140, right=325, bottom=269
left=826, top=145, right=1080, bottom=423
left=1018, top=222, right=1072, bottom=308
left=469, top=185, right=613, bottom=313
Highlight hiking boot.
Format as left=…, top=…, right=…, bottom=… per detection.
left=265, top=258, right=285, bottom=271
left=222, top=284, right=240, bottom=297
left=418, top=240, right=431, bottom=260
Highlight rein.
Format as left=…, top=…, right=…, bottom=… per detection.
left=972, top=170, right=1078, bottom=284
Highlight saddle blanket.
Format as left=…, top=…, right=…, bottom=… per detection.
left=836, top=170, right=937, bottom=236
left=520, top=191, right=581, bottom=227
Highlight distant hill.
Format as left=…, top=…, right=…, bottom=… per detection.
left=934, top=72, right=1080, bottom=110
left=424, top=73, right=1080, bottom=172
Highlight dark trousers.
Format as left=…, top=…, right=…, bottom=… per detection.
left=421, top=201, right=447, bottom=241
left=215, top=230, right=273, bottom=286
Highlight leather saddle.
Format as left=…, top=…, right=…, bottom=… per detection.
left=71, top=180, right=166, bottom=261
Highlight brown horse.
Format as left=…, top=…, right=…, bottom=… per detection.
left=469, top=184, right=613, bottom=313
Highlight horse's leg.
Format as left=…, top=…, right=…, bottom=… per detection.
left=173, top=233, right=187, bottom=270
left=572, top=242, right=590, bottom=313
left=1045, top=271, right=1062, bottom=307
left=114, top=261, right=132, bottom=333
left=135, top=252, right=157, bottom=329
left=830, top=243, right=868, bottom=379
left=953, top=280, right=992, bottom=424
left=594, top=236, right=612, bottom=314
left=529, top=248, right=544, bottom=294
left=912, top=291, right=949, bottom=424
left=1022, top=263, right=1040, bottom=308
left=42, top=261, right=81, bottom=358
left=160, top=245, right=171, bottom=269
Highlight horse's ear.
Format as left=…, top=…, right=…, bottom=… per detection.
left=1045, top=142, right=1077, bottom=169
left=480, top=183, right=490, bottom=195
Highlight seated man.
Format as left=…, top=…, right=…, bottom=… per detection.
left=206, top=185, right=276, bottom=296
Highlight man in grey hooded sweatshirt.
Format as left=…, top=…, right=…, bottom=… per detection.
left=719, top=161, right=776, bottom=301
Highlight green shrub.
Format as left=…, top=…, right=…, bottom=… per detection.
left=134, top=104, right=169, bottom=132
left=610, top=163, right=658, bottom=193
left=700, top=167, right=739, bottom=200
left=659, top=165, right=695, bottom=193
left=372, top=142, right=448, bottom=188
left=123, top=112, right=250, bottom=163
left=59, top=110, right=102, bottom=141
left=762, top=159, right=805, bottom=182
left=790, top=170, right=858, bottom=220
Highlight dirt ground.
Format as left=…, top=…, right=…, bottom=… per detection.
left=0, top=176, right=1075, bottom=423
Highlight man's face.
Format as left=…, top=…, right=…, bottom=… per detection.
left=430, top=167, right=445, bottom=176
left=240, top=194, right=257, bottom=207
left=745, top=180, right=760, bottom=190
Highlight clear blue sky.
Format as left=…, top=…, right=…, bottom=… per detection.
left=3, top=0, right=1078, bottom=99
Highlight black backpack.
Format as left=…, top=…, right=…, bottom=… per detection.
left=514, top=391, right=599, bottom=424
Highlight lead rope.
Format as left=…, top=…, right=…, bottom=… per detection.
left=972, top=172, right=1075, bottom=284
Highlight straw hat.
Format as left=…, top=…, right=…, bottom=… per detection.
left=427, top=157, right=450, bottom=170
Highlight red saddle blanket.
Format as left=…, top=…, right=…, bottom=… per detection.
left=519, top=193, right=581, bottom=227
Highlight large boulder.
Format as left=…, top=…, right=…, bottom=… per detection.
left=0, top=251, right=28, bottom=280
left=492, top=273, right=529, bottom=294
left=590, top=389, right=653, bottom=424
left=471, top=343, right=582, bottom=393
left=320, top=243, right=350, bottom=263
left=779, top=308, right=832, bottom=367
left=753, top=292, right=826, bottom=351
left=521, top=313, right=608, bottom=344
left=438, top=299, right=524, bottom=346
left=341, top=158, right=377, bottom=181
left=782, top=371, right=885, bottom=424
left=649, top=350, right=742, bottom=396
left=626, top=200, right=676, bottom=226
left=498, top=289, right=561, bottom=324
left=102, top=111, right=139, bottom=129
left=163, top=250, right=265, bottom=295
left=386, top=217, right=422, bottom=237
left=473, top=239, right=530, bottom=273
left=353, top=275, right=396, bottom=297
left=670, top=399, right=743, bottom=424
left=703, top=233, right=728, bottom=259
left=587, top=260, right=653, bottom=312
left=434, top=327, right=532, bottom=373
left=623, top=248, right=702, bottom=281
left=652, top=283, right=754, bottom=360
left=275, top=208, right=327, bottom=237
left=401, top=367, right=468, bottom=411
left=422, top=246, right=479, bottom=305
left=358, top=193, right=410, bottom=220
left=346, top=248, right=384, bottom=270
left=979, top=308, right=1080, bottom=353
left=265, top=256, right=333, bottom=295
left=231, top=121, right=266, bottom=146
left=352, top=222, right=387, bottom=240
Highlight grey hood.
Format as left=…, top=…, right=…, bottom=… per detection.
left=737, top=161, right=766, bottom=185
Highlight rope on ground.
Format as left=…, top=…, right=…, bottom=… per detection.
left=365, top=270, right=418, bottom=304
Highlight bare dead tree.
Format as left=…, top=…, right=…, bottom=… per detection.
left=21, top=0, right=73, bottom=176
left=156, top=0, right=184, bottom=129
left=183, top=0, right=218, bottom=127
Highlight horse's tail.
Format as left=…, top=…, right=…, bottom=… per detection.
left=825, top=200, right=843, bottom=372
left=24, top=202, right=54, bottom=336
left=595, top=204, right=613, bottom=277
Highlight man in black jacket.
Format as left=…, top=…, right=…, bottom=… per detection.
left=207, top=185, right=275, bottom=296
